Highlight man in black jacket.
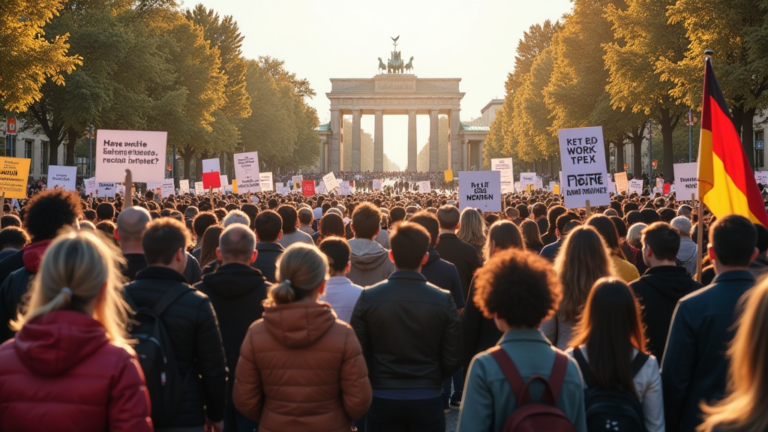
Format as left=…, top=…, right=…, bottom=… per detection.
left=435, top=205, right=480, bottom=300
left=662, top=215, right=759, bottom=432
left=351, top=222, right=462, bottom=432
left=195, top=224, right=268, bottom=432
left=252, top=210, right=283, bottom=283
left=629, top=222, right=702, bottom=360
left=125, top=218, right=227, bottom=432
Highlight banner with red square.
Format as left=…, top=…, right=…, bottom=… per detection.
left=302, top=180, right=315, bottom=196
left=202, top=171, right=221, bottom=189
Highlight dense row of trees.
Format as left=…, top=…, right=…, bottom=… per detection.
left=485, top=0, right=768, bottom=179
left=1, top=0, right=319, bottom=177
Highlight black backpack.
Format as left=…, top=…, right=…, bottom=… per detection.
left=573, top=348, right=648, bottom=432
left=125, top=285, right=192, bottom=427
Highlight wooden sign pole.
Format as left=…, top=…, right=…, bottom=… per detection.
left=124, top=169, right=133, bottom=205
left=695, top=196, right=704, bottom=283
left=585, top=200, right=592, bottom=218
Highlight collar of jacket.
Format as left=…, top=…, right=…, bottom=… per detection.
left=713, top=269, right=755, bottom=284
left=645, top=265, right=688, bottom=276
left=499, top=328, right=551, bottom=346
left=438, top=233, right=458, bottom=240
left=135, top=266, right=188, bottom=283
left=388, top=270, right=428, bottom=281
left=327, top=276, right=355, bottom=287
left=257, top=242, right=284, bottom=252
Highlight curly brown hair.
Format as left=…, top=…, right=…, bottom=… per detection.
left=24, top=188, right=82, bottom=241
left=473, top=249, right=561, bottom=328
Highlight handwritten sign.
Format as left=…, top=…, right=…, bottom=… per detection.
left=674, top=163, right=698, bottom=197
left=491, top=158, right=514, bottom=193
left=629, top=179, right=644, bottom=196
left=260, top=172, right=273, bottom=192
left=322, top=172, right=339, bottom=192
left=558, top=126, right=610, bottom=208
left=97, top=182, right=116, bottom=198
left=614, top=172, right=628, bottom=193
left=95, top=130, right=166, bottom=183
left=520, top=172, right=536, bottom=191
left=418, top=181, right=431, bottom=193
left=459, top=171, right=501, bottom=212
left=162, top=179, right=175, bottom=197
left=179, top=179, right=190, bottom=194
left=47, top=165, right=76, bottom=191
left=0, top=157, right=31, bottom=198
left=194, top=181, right=204, bottom=196
left=234, top=151, right=261, bottom=193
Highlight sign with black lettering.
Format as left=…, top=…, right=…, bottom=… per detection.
left=459, top=171, right=501, bottom=212
left=673, top=163, right=698, bottom=197
left=95, top=130, right=167, bottom=183
left=558, top=126, right=610, bottom=208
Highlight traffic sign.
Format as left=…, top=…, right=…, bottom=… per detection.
left=5, top=119, right=16, bottom=136
left=652, top=159, right=658, bottom=169
left=623, top=163, right=629, bottom=170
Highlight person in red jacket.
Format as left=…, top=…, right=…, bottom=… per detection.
left=0, top=230, right=152, bottom=432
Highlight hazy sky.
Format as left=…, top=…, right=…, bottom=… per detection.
left=192, top=0, right=572, bottom=169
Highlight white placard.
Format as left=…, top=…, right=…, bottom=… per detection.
left=629, top=179, right=644, bottom=196
left=322, top=172, right=339, bottom=191
left=614, top=172, right=628, bottom=193
left=219, top=175, right=228, bottom=194
left=558, top=126, right=610, bottom=208
left=339, top=182, right=351, bottom=195
left=292, top=175, right=303, bottom=187
left=674, top=162, right=699, bottom=198
left=278, top=186, right=290, bottom=195
left=491, top=158, right=514, bottom=193
left=520, top=172, right=537, bottom=191
left=459, top=171, right=502, bottom=212
left=656, top=177, right=664, bottom=189
left=116, top=184, right=125, bottom=195
left=47, top=165, right=77, bottom=191
left=202, top=158, right=221, bottom=174
left=194, top=181, right=204, bottom=196
left=233, top=152, right=261, bottom=193
left=316, top=182, right=327, bottom=195
left=260, top=172, right=273, bottom=192
left=373, top=180, right=382, bottom=190
left=162, top=179, right=175, bottom=197
left=548, top=181, right=557, bottom=191
left=756, top=171, right=768, bottom=185
left=97, top=182, right=116, bottom=198
left=514, top=181, right=521, bottom=192
left=535, top=177, right=543, bottom=190
left=606, top=173, right=616, bottom=195
left=179, top=179, right=190, bottom=194
left=85, top=178, right=97, bottom=196
left=95, top=130, right=167, bottom=183
left=418, top=181, right=431, bottom=193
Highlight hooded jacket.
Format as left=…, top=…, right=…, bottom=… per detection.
left=676, top=237, right=698, bottom=276
left=0, top=310, right=152, bottom=432
left=233, top=301, right=371, bottom=432
left=252, top=242, right=284, bottom=283
left=347, top=238, right=394, bottom=287
left=0, top=239, right=52, bottom=344
left=629, top=266, right=703, bottom=360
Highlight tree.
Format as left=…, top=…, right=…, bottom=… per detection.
left=0, top=0, right=81, bottom=112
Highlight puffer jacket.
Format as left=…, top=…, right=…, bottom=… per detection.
left=347, top=238, right=394, bottom=287
left=0, top=310, right=152, bottom=432
left=234, top=301, right=371, bottom=432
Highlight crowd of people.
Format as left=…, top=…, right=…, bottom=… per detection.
left=0, top=183, right=765, bottom=432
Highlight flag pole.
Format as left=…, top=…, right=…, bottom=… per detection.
left=696, top=49, right=714, bottom=284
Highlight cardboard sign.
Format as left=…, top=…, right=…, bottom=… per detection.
left=194, top=181, right=204, bottom=196
left=520, top=172, right=536, bottom=191
left=85, top=178, right=97, bottom=196
left=535, top=177, right=543, bottom=190
left=202, top=172, right=221, bottom=189
left=260, top=172, right=273, bottom=192
left=322, top=172, right=339, bottom=192
left=459, top=171, right=502, bottom=212
left=614, top=172, right=628, bottom=193
left=558, top=126, right=610, bottom=208
left=629, top=179, right=644, bottom=196
left=233, top=152, right=261, bottom=193
left=0, top=157, right=31, bottom=198
left=663, top=183, right=671, bottom=195
left=220, top=175, right=228, bottom=193
left=202, top=158, right=221, bottom=174
left=179, top=179, right=190, bottom=194
left=47, top=165, right=77, bottom=191
left=605, top=173, right=616, bottom=195
left=302, top=180, right=315, bottom=196
left=94, top=130, right=167, bottom=183
left=756, top=171, right=768, bottom=185
left=292, top=175, right=303, bottom=187
left=162, top=179, right=175, bottom=197
left=418, top=181, right=431, bottom=193
left=674, top=163, right=698, bottom=198
left=97, top=182, right=116, bottom=198
left=491, top=158, right=514, bottom=193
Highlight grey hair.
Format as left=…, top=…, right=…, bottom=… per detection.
left=626, top=223, right=647, bottom=249
left=222, top=210, right=251, bottom=228
left=671, top=216, right=693, bottom=237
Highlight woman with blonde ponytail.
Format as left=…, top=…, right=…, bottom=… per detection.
left=234, top=243, right=372, bottom=432
left=0, top=230, right=151, bottom=432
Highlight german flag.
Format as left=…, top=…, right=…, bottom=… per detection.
left=698, top=56, right=768, bottom=226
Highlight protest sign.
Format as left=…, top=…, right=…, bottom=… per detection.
left=85, top=178, right=97, bottom=196
left=179, top=179, right=190, bottom=194
left=655, top=177, right=664, bottom=189
left=202, top=172, right=220, bottom=190
left=553, top=184, right=560, bottom=195
left=444, top=170, right=453, bottom=182
left=614, top=172, right=628, bottom=193
left=459, top=171, right=502, bottom=212
left=674, top=163, right=698, bottom=198
left=194, top=181, right=204, bottom=196
left=162, top=179, right=175, bottom=197
left=219, top=175, right=228, bottom=193
left=520, top=172, right=536, bottom=191
left=97, top=182, right=116, bottom=198
left=491, top=158, right=514, bottom=193
left=47, top=165, right=76, bottom=191
left=756, top=171, right=768, bottom=185
left=233, top=152, right=261, bottom=193
left=548, top=181, right=556, bottom=191
left=372, top=180, right=382, bottom=190
left=514, top=182, right=521, bottom=192
left=292, top=175, right=303, bottom=186
left=535, top=177, right=543, bottom=190
left=526, top=184, right=535, bottom=194
left=260, top=172, right=273, bottom=192
left=94, top=130, right=166, bottom=183
left=418, top=181, right=431, bottom=193
left=232, top=180, right=238, bottom=194
left=302, top=180, right=315, bottom=196
left=606, top=173, right=616, bottom=195
left=316, top=182, right=327, bottom=195
left=278, top=185, right=290, bottom=195
left=558, top=126, right=610, bottom=208
left=0, top=157, right=31, bottom=199
left=339, top=182, right=351, bottom=195
left=202, top=158, right=221, bottom=174
left=322, top=172, right=339, bottom=192
left=629, top=179, right=644, bottom=196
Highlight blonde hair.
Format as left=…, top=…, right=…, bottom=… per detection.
left=699, top=279, right=768, bottom=432
left=269, top=243, right=329, bottom=305
left=457, top=207, right=487, bottom=249
left=553, top=226, right=614, bottom=323
left=12, top=230, right=130, bottom=347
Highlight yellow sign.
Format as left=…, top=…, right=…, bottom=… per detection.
left=553, top=184, right=560, bottom=195
left=444, top=170, right=453, bottom=182
left=526, top=184, right=535, bottom=194
left=232, top=179, right=238, bottom=194
left=0, top=157, right=30, bottom=198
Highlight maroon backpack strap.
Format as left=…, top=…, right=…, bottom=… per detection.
left=488, top=346, right=525, bottom=402
left=547, top=352, right=569, bottom=402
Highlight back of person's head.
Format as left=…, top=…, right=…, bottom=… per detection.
left=255, top=210, right=282, bottom=243
left=318, top=236, right=351, bottom=274
left=219, top=224, right=256, bottom=264
left=83, top=209, right=97, bottom=222
left=277, top=205, right=298, bottom=234
left=200, top=225, right=225, bottom=267
left=570, top=277, right=646, bottom=395
left=625, top=210, right=643, bottom=227
left=11, top=230, right=128, bottom=345
left=520, top=219, right=543, bottom=249
left=269, top=243, right=328, bottom=305
left=222, top=210, right=250, bottom=228
left=473, top=248, right=560, bottom=329
left=756, top=224, right=768, bottom=255
left=390, top=222, right=430, bottom=270
left=670, top=216, right=693, bottom=238
left=390, top=206, right=406, bottom=224
left=0, top=226, right=30, bottom=251
left=626, top=222, right=647, bottom=249
left=1, top=214, right=21, bottom=229
left=677, top=204, right=693, bottom=218
left=318, top=213, right=346, bottom=240
left=710, top=215, right=758, bottom=267
left=505, top=207, right=519, bottom=220
left=409, top=211, right=438, bottom=247
left=556, top=211, right=581, bottom=236
left=241, top=203, right=259, bottom=230
left=193, top=212, right=218, bottom=239
left=457, top=207, right=487, bottom=246
left=610, top=216, right=628, bottom=239
left=437, top=205, right=461, bottom=230
left=545, top=206, right=567, bottom=237
left=587, top=215, right=624, bottom=259
left=532, top=202, right=547, bottom=219
left=554, top=226, right=613, bottom=323
left=658, top=208, right=676, bottom=224
left=640, top=208, right=660, bottom=225
left=184, top=206, right=199, bottom=220
left=24, top=188, right=82, bottom=241
left=351, top=202, right=381, bottom=239
left=96, top=202, right=115, bottom=221
left=641, top=222, right=680, bottom=262
left=116, top=206, right=151, bottom=244
left=142, top=218, right=192, bottom=266
left=484, top=220, right=524, bottom=260
left=516, top=204, right=529, bottom=219
left=298, top=208, right=313, bottom=226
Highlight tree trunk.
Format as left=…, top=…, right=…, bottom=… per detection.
left=604, top=140, right=611, bottom=172
left=742, top=107, right=756, bottom=171
left=632, top=134, right=644, bottom=178
left=65, top=128, right=78, bottom=166
left=195, top=155, right=203, bottom=181
left=659, top=107, right=677, bottom=181
left=615, top=139, right=624, bottom=174
left=48, top=140, right=61, bottom=167
left=183, top=156, right=192, bottom=181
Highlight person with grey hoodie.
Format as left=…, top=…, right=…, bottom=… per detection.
left=348, top=203, right=395, bottom=287
left=671, top=216, right=697, bottom=276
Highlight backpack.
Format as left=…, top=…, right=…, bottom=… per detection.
left=573, top=348, right=648, bottom=432
left=124, top=285, right=192, bottom=427
left=488, top=346, right=578, bottom=432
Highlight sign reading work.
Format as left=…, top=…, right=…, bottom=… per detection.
left=491, top=158, right=514, bottom=193
left=0, top=157, right=31, bottom=198
left=459, top=171, right=501, bottom=212
left=674, top=163, right=698, bottom=198
left=95, top=130, right=167, bottom=183
left=47, top=165, right=77, bottom=191
left=558, top=126, right=610, bottom=208
left=234, top=152, right=261, bottom=193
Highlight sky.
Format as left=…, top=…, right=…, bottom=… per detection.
left=192, top=0, right=573, bottom=169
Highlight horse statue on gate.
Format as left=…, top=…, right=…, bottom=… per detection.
left=404, top=56, right=414, bottom=73
left=387, top=51, right=404, bottom=74
left=377, top=57, right=387, bottom=73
